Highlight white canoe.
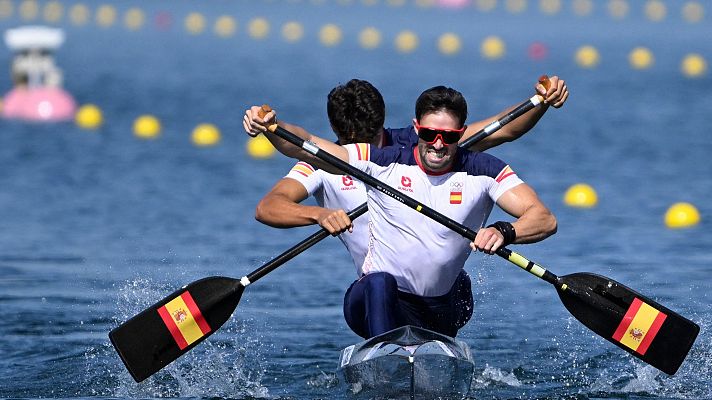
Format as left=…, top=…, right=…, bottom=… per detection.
left=337, top=325, right=474, bottom=399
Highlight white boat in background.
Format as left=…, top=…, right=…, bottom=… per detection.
left=2, top=25, right=76, bottom=122
left=337, top=325, right=474, bottom=400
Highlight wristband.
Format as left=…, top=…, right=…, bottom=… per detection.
left=487, top=221, right=516, bottom=247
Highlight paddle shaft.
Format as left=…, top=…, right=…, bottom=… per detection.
left=265, top=123, right=562, bottom=289
left=242, top=203, right=368, bottom=285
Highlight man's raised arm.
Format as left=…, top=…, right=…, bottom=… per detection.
left=463, top=75, right=569, bottom=152
left=243, top=105, right=349, bottom=174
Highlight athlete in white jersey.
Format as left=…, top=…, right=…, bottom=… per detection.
left=285, top=162, right=370, bottom=273
left=249, top=82, right=565, bottom=338
left=256, top=79, right=568, bottom=272
left=344, top=143, right=524, bottom=296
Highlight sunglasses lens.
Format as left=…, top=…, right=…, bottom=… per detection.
left=442, top=131, right=460, bottom=144
left=418, top=128, right=461, bottom=144
left=418, top=128, right=439, bottom=143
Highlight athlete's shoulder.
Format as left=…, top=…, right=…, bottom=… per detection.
left=384, top=126, right=417, bottom=147
left=454, top=150, right=510, bottom=179
left=370, top=143, right=416, bottom=166
left=287, top=161, right=318, bottom=178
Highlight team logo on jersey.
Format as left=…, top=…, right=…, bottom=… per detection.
left=341, top=176, right=357, bottom=191
left=495, top=165, right=516, bottom=183
left=398, top=176, right=414, bottom=192
left=450, top=181, right=463, bottom=204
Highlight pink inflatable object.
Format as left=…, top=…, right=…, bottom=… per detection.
left=2, top=86, right=76, bottom=122
left=437, top=0, right=470, bottom=8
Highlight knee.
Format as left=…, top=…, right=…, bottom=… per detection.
left=363, top=272, right=398, bottom=293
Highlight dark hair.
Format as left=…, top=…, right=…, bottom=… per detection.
left=414, top=86, right=467, bottom=127
left=327, top=79, right=385, bottom=144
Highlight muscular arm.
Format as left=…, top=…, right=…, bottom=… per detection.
left=255, top=178, right=313, bottom=227
left=244, top=106, right=349, bottom=174
left=472, top=183, right=557, bottom=253
left=255, top=176, right=354, bottom=234
left=495, top=183, right=557, bottom=244
left=462, top=75, right=568, bottom=152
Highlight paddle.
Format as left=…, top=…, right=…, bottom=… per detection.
left=261, top=112, right=700, bottom=376
left=109, top=78, right=555, bottom=383
left=109, top=203, right=367, bottom=382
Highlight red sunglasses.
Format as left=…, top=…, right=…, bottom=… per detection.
left=414, top=122, right=465, bottom=145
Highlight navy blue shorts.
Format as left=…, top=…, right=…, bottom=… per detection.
left=343, top=270, right=473, bottom=339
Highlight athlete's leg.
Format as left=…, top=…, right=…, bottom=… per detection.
left=396, top=270, right=473, bottom=337
left=452, top=270, right=474, bottom=331
left=343, top=272, right=401, bottom=338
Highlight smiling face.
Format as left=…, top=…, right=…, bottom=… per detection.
left=414, top=110, right=462, bottom=173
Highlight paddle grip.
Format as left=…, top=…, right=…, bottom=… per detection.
left=258, top=104, right=271, bottom=119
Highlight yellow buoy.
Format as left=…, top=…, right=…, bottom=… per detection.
left=664, top=202, right=700, bottom=228
left=282, top=21, right=304, bottom=43
left=394, top=30, right=418, bottom=53
left=75, top=104, right=103, bottom=130
left=681, top=54, right=707, bottom=78
left=629, top=47, right=654, bottom=70
left=191, top=123, right=221, bottom=147
left=438, top=33, right=461, bottom=56
left=133, top=115, right=161, bottom=139
left=319, top=24, right=342, bottom=47
left=481, top=36, right=505, bottom=60
left=248, top=17, right=270, bottom=40
left=359, top=27, right=381, bottom=50
left=563, top=183, right=598, bottom=208
left=575, top=45, right=600, bottom=69
left=247, top=135, right=275, bottom=159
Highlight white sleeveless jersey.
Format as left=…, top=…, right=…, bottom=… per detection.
left=345, top=143, right=524, bottom=296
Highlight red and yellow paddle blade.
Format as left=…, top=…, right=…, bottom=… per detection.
left=109, top=276, right=244, bottom=382
left=557, top=273, right=699, bottom=375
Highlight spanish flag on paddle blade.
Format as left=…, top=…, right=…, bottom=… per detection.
left=612, top=297, right=667, bottom=355
left=157, top=291, right=211, bottom=349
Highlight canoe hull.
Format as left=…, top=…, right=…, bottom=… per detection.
left=337, top=325, right=474, bottom=399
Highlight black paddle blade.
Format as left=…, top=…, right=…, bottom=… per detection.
left=109, top=276, right=244, bottom=382
left=556, top=272, right=699, bottom=375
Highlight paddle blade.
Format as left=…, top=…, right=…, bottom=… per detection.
left=109, top=276, right=244, bottom=382
left=557, top=273, right=699, bottom=375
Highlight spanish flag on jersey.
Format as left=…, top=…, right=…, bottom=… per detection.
left=157, top=291, right=211, bottom=350
left=449, top=191, right=462, bottom=204
left=612, top=297, right=667, bottom=355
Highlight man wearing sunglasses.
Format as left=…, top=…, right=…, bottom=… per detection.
left=245, top=85, right=561, bottom=339
left=255, top=78, right=567, bottom=272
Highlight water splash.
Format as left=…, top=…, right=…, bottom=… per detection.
left=81, top=276, right=272, bottom=398
left=473, top=365, right=523, bottom=388
left=305, top=366, right=339, bottom=389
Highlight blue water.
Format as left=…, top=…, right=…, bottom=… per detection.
left=1, top=1, right=711, bottom=399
